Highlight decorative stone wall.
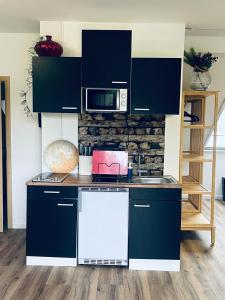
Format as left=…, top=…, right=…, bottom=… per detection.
left=78, top=113, right=165, bottom=175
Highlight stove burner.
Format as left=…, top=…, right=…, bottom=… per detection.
left=32, top=172, right=69, bottom=183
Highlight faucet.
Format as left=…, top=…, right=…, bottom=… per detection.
left=137, top=153, right=148, bottom=177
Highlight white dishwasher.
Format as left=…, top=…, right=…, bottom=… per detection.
left=78, top=187, right=129, bottom=266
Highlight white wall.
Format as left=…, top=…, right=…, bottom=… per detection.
left=184, top=36, right=225, bottom=198
left=40, top=21, right=185, bottom=180
left=185, top=36, right=225, bottom=55
left=203, top=150, right=225, bottom=199
left=0, top=33, right=41, bottom=228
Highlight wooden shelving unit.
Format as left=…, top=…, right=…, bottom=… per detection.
left=179, top=91, right=218, bottom=245
left=182, top=153, right=213, bottom=162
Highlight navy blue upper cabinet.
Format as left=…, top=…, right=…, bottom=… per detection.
left=82, top=30, right=132, bottom=88
left=32, top=57, right=81, bottom=113
left=131, top=58, right=181, bottom=115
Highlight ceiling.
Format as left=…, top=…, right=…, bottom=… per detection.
left=1, top=0, right=225, bottom=35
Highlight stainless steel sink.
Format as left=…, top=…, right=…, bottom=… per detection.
left=132, top=176, right=176, bottom=184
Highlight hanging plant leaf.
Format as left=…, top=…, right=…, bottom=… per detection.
left=19, top=36, right=43, bottom=119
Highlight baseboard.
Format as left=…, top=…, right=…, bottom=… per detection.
left=129, top=259, right=180, bottom=271
left=26, top=256, right=77, bottom=267
left=12, top=223, right=26, bottom=229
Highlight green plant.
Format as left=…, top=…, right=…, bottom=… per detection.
left=184, top=48, right=218, bottom=72
left=20, top=36, right=44, bottom=117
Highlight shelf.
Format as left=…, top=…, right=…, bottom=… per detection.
left=182, top=201, right=199, bottom=213
left=181, top=212, right=212, bottom=230
left=182, top=175, right=198, bottom=184
left=183, top=90, right=219, bottom=97
left=183, top=125, right=214, bottom=129
left=180, top=91, right=218, bottom=243
left=182, top=182, right=211, bottom=195
left=182, top=152, right=213, bottom=162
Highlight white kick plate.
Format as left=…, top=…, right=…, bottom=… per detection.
left=26, top=256, right=77, bottom=267
left=129, top=259, right=180, bottom=272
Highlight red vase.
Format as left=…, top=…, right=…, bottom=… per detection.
left=34, top=35, right=63, bottom=57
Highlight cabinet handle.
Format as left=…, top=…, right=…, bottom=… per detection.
left=134, top=108, right=150, bottom=111
left=44, top=191, right=60, bottom=194
left=134, top=204, right=150, bottom=208
left=78, top=194, right=82, bottom=212
left=62, top=107, right=78, bottom=110
left=112, top=81, right=127, bottom=84
left=57, top=203, right=74, bottom=207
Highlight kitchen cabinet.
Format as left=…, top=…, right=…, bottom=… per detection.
left=131, top=58, right=181, bottom=115
left=32, top=57, right=81, bottom=113
left=129, top=188, right=181, bottom=260
left=82, top=30, right=132, bottom=88
left=26, top=186, right=78, bottom=259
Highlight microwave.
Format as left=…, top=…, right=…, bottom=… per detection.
left=85, top=88, right=127, bottom=112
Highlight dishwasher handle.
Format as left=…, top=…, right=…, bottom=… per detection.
left=79, top=187, right=129, bottom=192
left=78, top=192, right=82, bottom=212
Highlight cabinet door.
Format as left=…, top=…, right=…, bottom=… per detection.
left=82, top=30, right=132, bottom=88
left=129, top=195, right=181, bottom=260
left=33, top=57, right=81, bottom=113
left=131, top=58, right=181, bottom=115
left=26, top=188, right=77, bottom=258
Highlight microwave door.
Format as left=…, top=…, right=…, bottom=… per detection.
left=86, top=89, right=119, bottom=112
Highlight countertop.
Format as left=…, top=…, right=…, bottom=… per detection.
left=26, top=174, right=181, bottom=189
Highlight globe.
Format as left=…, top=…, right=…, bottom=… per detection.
left=44, top=140, right=79, bottom=173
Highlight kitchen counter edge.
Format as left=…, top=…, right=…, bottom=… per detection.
left=26, top=175, right=181, bottom=189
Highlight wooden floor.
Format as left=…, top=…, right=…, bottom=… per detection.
left=0, top=201, right=225, bottom=300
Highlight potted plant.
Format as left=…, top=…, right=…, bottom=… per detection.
left=184, top=48, right=218, bottom=91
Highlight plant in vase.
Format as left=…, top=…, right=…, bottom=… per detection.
left=184, top=48, right=218, bottom=91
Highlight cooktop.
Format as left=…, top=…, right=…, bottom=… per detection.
left=32, top=172, right=69, bottom=183
left=92, top=175, right=129, bottom=183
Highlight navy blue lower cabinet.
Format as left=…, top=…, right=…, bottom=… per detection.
left=26, top=186, right=78, bottom=266
left=129, top=188, right=181, bottom=271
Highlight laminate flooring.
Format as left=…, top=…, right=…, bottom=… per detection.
left=0, top=200, right=225, bottom=300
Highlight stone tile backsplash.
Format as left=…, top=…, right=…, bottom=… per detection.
left=78, top=113, right=165, bottom=176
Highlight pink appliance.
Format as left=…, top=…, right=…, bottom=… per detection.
left=92, top=150, right=128, bottom=175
